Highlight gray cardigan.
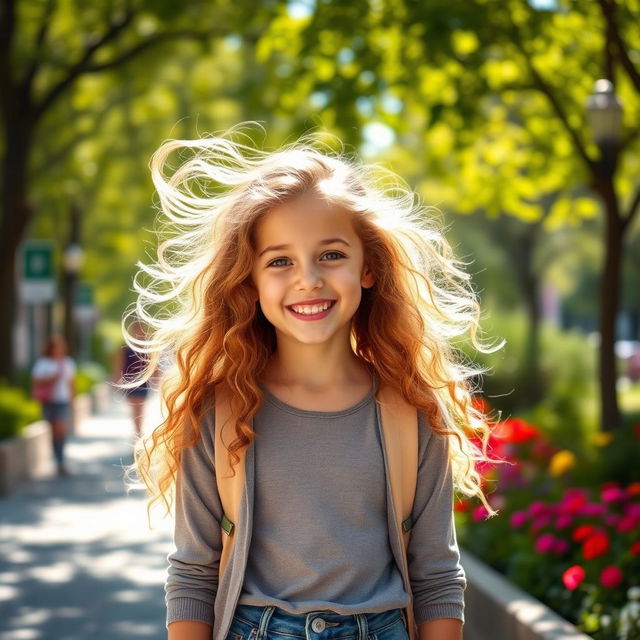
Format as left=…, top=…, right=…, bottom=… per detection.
left=165, top=400, right=466, bottom=640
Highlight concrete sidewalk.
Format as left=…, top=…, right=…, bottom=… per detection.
left=0, top=393, right=173, bottom=640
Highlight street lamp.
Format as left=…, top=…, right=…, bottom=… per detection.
left=63, top=206, right=84, bottom=359
left=585, top=79, right=623, bottom=175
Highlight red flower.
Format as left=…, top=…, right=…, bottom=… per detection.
left=600, top=566, right=623, bottom=589
left=494, top=418, right=539, bottom=443
left=560, top=492, right=588, bottom=515
left=573, top=524, right=596, bottom=542
left=471, top=396, right=492, bottom=415
left=454, top=499, right=469, bottom=513
left=562, top=565, right=586, bottom=590
left=630, top=541, right=640, bottom=556
left=583, top=532, right=610, bottom=560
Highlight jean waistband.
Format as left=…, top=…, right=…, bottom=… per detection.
left=232, top=604, right=405, bottom=640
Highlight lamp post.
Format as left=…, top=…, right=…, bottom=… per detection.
left=63, top=205, right=84, bottom=360
left=585, top=79, right=623, bottom=431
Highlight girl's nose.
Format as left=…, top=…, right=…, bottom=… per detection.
left=295, top=262, right=323, bottom=290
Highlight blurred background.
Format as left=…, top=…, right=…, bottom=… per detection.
left=1, top=1, right=639, bottom=639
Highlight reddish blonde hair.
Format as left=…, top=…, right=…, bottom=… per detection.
left=126, top=124, right=502, bottom=518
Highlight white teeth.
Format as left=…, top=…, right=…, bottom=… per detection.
left=291, top=301, right=332, bottom=315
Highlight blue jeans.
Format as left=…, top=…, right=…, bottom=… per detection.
left=226, top=604, right=409, bottom=640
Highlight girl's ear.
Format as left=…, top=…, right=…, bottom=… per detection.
left=361, top=265, right=376, bottom=289
left=247, top=281, right=260, bottom=303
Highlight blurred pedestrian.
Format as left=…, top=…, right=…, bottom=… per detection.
left=31, top=334, right=76, bottom=477
left=114, top=321, right=151, bottom=439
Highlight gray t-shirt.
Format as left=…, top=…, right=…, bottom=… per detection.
left=238, top=380, right=410, bottom=614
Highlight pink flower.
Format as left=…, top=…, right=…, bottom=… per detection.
left=555, top=514, right=573, bottom=529
left=600, top=566, right=623, bottom=589
left=531, top=515, right=552, bottom=533
left=602, top=486, right=627, bottom=503
left=528, top=501, right=549, bottom=518
left=471, top=505, right=489, bottom=522
left=535, top=533, right=557, bottom=554
left=510, top=511, right=528, bottom=528
left=560, top=489, right=589, bottom=514
left=625, top=504, right=640, bottom=518
left=606, top=514, right=621, bottom=527
left=562, top=565, right=586, bottom=590
left=617, top=515, right=639, bottom=533
left=579, top=503, right=607, bottom=518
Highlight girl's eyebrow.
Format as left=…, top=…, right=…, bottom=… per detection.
left=258, top=237, right=351, bottom=257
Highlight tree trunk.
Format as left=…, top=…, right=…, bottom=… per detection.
left=0, top=118, right=35, bottom=383
left=598, top=178, right=622, bottom=431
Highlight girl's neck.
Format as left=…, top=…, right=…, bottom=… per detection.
left=263, top=344, right=371, bottom=393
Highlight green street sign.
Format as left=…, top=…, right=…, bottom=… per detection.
left=20, top=241, right=55, bottom=303
left=23, top=242, right=54, bottom=280
left=75, top=282, right=93, bottom=307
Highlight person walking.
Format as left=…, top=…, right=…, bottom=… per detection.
left=114, top=321, right=151, bottom=439
left=31, top=334, right=76, bottom=477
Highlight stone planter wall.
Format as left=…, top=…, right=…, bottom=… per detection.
left=461, top=549, right=593, bottom=640
left=0, top=388, right=107, bottom=496
left=0, top=421, right=53, bottom=496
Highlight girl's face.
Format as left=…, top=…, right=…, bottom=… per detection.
left=251, top=192, right=375, bottom=349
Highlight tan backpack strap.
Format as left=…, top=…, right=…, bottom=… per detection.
left=377, top=383, right=419, bottom=640
left=214, top=382, right=246, bottom=579
left=377, top=384, right=419, bottom=546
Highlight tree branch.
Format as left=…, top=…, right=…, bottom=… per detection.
left=622, top=185, right=640, bottom=232
left=33, top=10, right=136, bottom=121
left=82, top=28, right=222, bottom=73
left=19, top=0, right=56, bottom=110
left=598, top=0, right=640, bottom=93
left=504, top=14, right=595, bottom=172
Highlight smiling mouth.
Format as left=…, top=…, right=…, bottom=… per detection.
left=287, top=300, right=336, bottom=317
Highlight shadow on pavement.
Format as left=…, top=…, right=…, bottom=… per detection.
left=0, top=395, right=172, bottom=640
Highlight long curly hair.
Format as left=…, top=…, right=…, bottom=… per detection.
left=125, top=123, right=502, bottom=520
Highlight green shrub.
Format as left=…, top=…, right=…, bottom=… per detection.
left=0, top=384, right=42, bottom=441
left=75, top=362, right=107, bottom=396
left=459, top=310, right=598, bottom=451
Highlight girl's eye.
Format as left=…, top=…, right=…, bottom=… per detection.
left=321, top=251, right=346, bottom=261
left=267, top=251, right=345, bottom=268
left=268, top=257, right=291, bottom=267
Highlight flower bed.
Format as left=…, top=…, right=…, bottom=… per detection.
left=456, top=411, right=640, bottom=639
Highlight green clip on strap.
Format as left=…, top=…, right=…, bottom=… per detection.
left=221, top=514, right=235, bottom=537
left=401, top=515, right=414, bottom=533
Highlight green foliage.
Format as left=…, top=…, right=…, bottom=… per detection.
left=75, top=362, right=108, bottom=396
left=0, top=384, right=42, bottom=441
left=461, top=311, right=597, bottom=442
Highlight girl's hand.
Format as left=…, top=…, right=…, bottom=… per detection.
left=418, top=618, right=463, bottom=640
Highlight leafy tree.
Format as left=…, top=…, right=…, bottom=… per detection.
left=259, top=0, right=640, bottom=429
left=0, top=0, right=272, bottom=381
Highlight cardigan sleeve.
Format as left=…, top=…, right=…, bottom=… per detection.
left=407, top=412, right=467, bottom=625
left=165, top=410, right=223, bottom=628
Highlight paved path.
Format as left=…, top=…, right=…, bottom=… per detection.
left=0, top=393, right=173, bottom=640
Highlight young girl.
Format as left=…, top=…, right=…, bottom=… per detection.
left=128, top=125, right=498, bottom=640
